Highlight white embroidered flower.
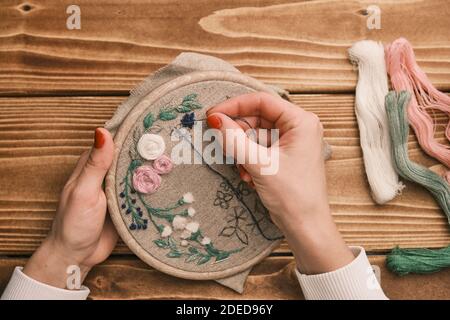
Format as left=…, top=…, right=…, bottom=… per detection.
left=187, top=207, right=196, bottom=217
left=182, top=192, right=194, bottom=204
left=161, top=225, right=172, bottom=237
left=172, top=215, right=187, bottom=230
left=185, top=221, right=199, bottom=233
left=180, top=230, right=191, bottom=239
left=201, top=237, right=211, bottom=245
left=137, top=133, right=165, bottom=160
left=180, top=240, right=188, bottom=247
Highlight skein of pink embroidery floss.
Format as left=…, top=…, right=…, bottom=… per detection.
left=386, top=38, right=450, bottom=182
left=348, top=40, right=404, bottom=204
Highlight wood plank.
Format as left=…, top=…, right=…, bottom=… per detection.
left=1, top=0, right=450, bottom=95
left=0, top=94, right=448, bottom=255
left=0, top=255, right=448, bottom=299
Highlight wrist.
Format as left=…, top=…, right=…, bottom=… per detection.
left=23, top=238, right=91, bottom=289
left=279, top=209, right=355, bottom=275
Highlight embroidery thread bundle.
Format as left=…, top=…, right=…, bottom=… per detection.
left=385, top=91, right=450, bottom=222
left=385, top=90, right=450, bottom=275
left=386, top=38, right=450, bottom=182
left=386, top=246, right=450, bottom=276
left=348, top=40, right=404, bottom=204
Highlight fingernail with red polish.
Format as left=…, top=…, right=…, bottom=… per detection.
left=94, top=128, right=105, bottom=149
left=207, top=114, right=222, bottom=129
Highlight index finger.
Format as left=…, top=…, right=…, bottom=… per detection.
left=206, top=92, right=303, bottom=132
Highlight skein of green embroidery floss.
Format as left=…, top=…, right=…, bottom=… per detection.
left=385, top=90, right=450, bottom=275
left=387, top=246, right=450, bottom=276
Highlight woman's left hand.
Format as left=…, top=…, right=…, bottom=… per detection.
left=23, top=128, right=118, bottom=289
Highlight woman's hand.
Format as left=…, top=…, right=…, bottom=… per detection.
left=206, top=92, right=354, bottom=275
left=23, top=128, right=118, bottom=289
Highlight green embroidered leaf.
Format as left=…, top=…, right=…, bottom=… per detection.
left=205, top=243, right=220, bottom=256
left=175, top=105, right=192, bottom=113
left=143, top=112, right=155, bottom=129
left=183, top=93, right=197, bottom=102
left=167, top=250, right=182, bottom=258
left=188, top=247, right=199, bottom=254
left=158, top=110, right=177, bottom=121
left=185, top=254, right=199, bottom=263
left=189, top=102, right=202, bottom=110
left=215, top=252, right=230, bottom=262
left=157, top=224, right=165, bottom=233
left=154, top=239, right=169, bottom=248
left=189, top=231, right=201, bottom=241
left=168, top=237, right=177, bottom=249
left=197, top=255, right=211, bottom=265
left=182, top=100, right=202, bottom=109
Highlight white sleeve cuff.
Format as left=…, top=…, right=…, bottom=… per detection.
left=1, top=267, right=90, bottom=300
left=295, top=246, right=388, bottom=300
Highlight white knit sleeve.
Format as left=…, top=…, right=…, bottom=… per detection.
left=295, top=246, right=388, bottom=300
left=1, top=267, right=90, bottom=300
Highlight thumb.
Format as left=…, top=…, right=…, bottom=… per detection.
left=207, top=113, right=266, bottom=172
left=77, top=128, right=114, bottom=192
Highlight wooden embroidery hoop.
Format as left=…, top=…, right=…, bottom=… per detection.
left=106, top=71, right=283, bottom=280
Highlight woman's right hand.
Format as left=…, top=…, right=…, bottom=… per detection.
left=206, top=92, right=354, bottom=275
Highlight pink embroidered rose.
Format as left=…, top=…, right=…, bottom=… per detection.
left=152, top=155, right=174, bottom=174
left=132, top=166, right=161, bottom=194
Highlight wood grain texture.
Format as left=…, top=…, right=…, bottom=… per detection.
left=0, top=94, right=448, bottom=255
left=0, top=255, right=449, bottom=299
left=1, top=0, right=449, bottom=95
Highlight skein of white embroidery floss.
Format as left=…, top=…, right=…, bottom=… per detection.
left=348, top=40, right=404, bottom=204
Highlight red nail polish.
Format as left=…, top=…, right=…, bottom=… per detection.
left=207, top=114, right=222, bottom=129
left=94, top=128, right=105, bottom=149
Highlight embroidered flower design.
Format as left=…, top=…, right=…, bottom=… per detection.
left=172, top=215, right=187, bottom=230
left=180, top=230, right=191, bottom=239
left=187, top=207, right=196, bottom=217
left=121, top=93, right=243, bottom=265
left=152, top=154, right=174, bottom=174
left=201, top=237, right=211, bottom=245
left=180, top=112, right=196, bottom=129
left=132, top=165, right=162, bottom=194
left=137, top=133, right=165, bottom=160
left=236, top=181, right=251, bottom=199
left=219, top=206, right=249, bottom=245
left=213, top=190, right=233, bottom=209
left=185, top=221, right=199, bottom=233
left=180, top=240, right=188, bottom=247
left=182, top=192, right=194, bottom=204
left=161, top=225, right=172, bottom=237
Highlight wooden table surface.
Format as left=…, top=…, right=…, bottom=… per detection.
left=0, top=0, right=449, bottom=299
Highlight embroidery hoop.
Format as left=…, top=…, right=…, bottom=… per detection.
left=106, top=71, right=283, bottom=280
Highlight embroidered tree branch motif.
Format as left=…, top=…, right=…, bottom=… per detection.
left=219, top=206, right=249, bottom=245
